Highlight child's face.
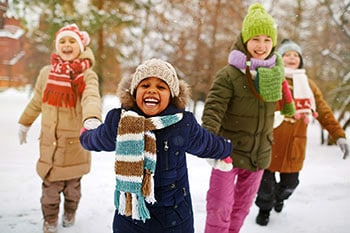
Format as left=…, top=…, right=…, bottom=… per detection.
left=282, top=50, right=300, bottom=69
left=56, top=36, right=81, bottom=61
left=246, top=35, right=273, bottom=60
left=135, top=77, right=171, bottom=116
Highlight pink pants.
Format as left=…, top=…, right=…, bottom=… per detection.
left=204, top=168, right=263, bottom=233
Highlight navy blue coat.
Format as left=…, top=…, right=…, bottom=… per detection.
left=80, top=105, right=233, bottom=233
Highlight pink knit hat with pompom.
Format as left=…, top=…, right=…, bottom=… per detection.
left=55, top=24, right=90, bottom=53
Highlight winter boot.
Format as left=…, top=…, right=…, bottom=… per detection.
left=256, top=209, right=271, bottom=226
left=62, top=212, right=75, bottom=227
left=274, top=200, right=284, bottom=213
left=43, top=221, right=57, bottom=233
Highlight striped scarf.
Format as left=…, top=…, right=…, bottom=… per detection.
left=114, top=110, right=183, bottom=222
left=42, top=53, right=90, bottom=107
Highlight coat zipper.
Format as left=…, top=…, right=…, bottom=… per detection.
left=164, top=140, right=169, bottom=170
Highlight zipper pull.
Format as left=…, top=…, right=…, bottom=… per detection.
left=164, top=140, right=169, bottom=151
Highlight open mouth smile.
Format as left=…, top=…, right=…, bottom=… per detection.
left=144, top=98, right=159, bottom=106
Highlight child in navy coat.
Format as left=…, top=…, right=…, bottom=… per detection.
left=80, top=58, right=233, bottom=233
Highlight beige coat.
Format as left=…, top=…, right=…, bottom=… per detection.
left=18, top=48, right=102, bottom=182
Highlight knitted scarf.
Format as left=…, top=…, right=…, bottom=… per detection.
left=42, top=53, right=91, bottom=107
left=228, top=50, right=295, bottom=116
left=228, top=50, right=276, bottom=71
left=114, top=110, right=183, bottom=222
left=284, top=67, right=317, bottom=121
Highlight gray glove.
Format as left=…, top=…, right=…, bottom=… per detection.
left=18, top=124, right=30, bottom=145
left=83, top=118, right=101, bottom=130
left=336, top=138, right=349, bottom=159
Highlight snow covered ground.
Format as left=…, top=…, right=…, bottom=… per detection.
left=1, top=87, right=349, bottom=233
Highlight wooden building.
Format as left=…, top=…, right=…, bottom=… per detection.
left=0, top=1, right=27, bottom=89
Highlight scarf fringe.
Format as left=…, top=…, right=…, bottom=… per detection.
left=142, top=169, right=152, bottom=197
left=125, top=192, right=132, bottom=216
left=115, top=191, right=150, bottom=222
left=137, top=195, right=150, bottom=222
left=278, top=80, right=295, bottom=117
left=114, top=189, right=121, bottom=212
left=42, top=84, right=76, bottom=107
left=144, top=173, right=156, bottom=204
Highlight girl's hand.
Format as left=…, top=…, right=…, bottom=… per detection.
left=206, top=157, right=233, bottom=172
left=223, top=156, right=232, bottom=163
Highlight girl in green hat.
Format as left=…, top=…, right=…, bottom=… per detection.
left=202, top=3, right=294, bottom=233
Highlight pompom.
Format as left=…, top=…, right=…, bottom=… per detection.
left=81, top=31, right=91, bottom=46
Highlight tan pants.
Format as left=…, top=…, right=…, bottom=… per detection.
left=41, top=177, right=82, bottom=223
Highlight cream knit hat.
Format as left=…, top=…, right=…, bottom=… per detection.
left=130, top=58, right=180, bottom=97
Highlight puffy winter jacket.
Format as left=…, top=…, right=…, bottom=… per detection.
left=202, top=35, right=277, bottom=171
left=80, top=75, right=232, bottom=233
left=18, top=47, right=102, bottom=181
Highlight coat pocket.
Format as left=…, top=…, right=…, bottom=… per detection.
left=290, top=136, right=307, bottom=163
left=151, top=197, right=193, bottom=228
left=64, top=137, right=89, bottom=165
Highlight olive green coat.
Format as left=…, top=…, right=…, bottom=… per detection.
left=18, top=47, right=102, bottom=182
left=202, top=37, right=277, bottom=172
left=269, top=78, right=345, bottom=172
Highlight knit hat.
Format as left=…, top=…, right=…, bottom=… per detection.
left=278, top=39, right=304, bottom=68
left=242, top=3, right=277, bottom=46
left=130, top=58, right=180, bottom=97
left=55, top=24, right=91, bottom=53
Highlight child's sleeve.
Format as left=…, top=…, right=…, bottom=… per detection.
left=80, top=108, right=120, bottom=152
left=81, top=69, right=102, bottom=122
left=201, top=68, right=233, bottom=135
left=187, top=114, right=233, bottom=159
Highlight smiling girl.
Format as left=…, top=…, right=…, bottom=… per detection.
left=202, top=3, right=295, bottom=233
left=79, top=58, right=233, bottom=233
left=254, top=39, right=349, bottom=226
left=18, top=24, right=102, bottom=233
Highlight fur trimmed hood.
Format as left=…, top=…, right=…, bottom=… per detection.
left=116, top=74, right=191, bottom=110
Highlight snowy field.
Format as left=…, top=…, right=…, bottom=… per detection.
left=0, top=87, right=349, bottom=233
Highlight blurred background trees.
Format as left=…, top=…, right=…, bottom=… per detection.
left=4, top=0, right=350, bottom=132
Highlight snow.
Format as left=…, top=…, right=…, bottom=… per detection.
left=1, top=87, right=349, bottom=233
left=0, top=27, right=25, bottom=39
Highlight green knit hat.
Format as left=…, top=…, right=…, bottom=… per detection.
left=242, top=3, right=277, bottom=46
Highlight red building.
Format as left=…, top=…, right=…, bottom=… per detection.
left=0, top=1, right=27, bottom=89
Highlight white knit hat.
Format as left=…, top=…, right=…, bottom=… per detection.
left=130, top=58, right=180, bottom=97
left=55, top=24, right=90, bottom=53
